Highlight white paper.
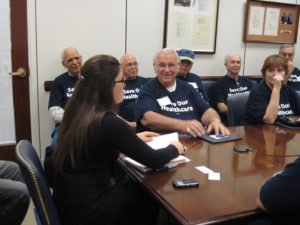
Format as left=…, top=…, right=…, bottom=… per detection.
left=124, top=155, right=190, bottom=169
left=208, top=172, right=220, bottom=180
left=248, top=6, right=265, bottom=35
left=196, top=166, right=220, bottom=181
left=147, top=132, right=179, bottom=149
left=124, top=132, right=191, bottom=170
left=192, top=14, right=210, bottom=45
left=195, top=166, right=214, bottom=174
left=264, top=7, right=280, bottom=36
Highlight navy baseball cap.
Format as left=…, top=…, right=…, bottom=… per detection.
left=178, top=49, right=194, bottom=63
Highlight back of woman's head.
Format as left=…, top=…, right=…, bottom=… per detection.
left=261, top=54, right=288, bottom=78
left=54, top=55, right=120, bottom=172
left=77, top=55, right=120, bottom=109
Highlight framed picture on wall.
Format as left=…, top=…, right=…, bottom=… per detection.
left=163, top=0, right=219, bottom=54
left=244, top=0, right=299, bottom=44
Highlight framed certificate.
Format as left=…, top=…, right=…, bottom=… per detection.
left=244, top=0, right=299, bottom=44
left=163, top=0, right=219, bottom=54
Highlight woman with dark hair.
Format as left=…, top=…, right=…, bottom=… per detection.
left=244, top=54, right=300, bottom=124
left=51, top=55, right=185, bottom=225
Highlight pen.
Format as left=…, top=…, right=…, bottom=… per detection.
left=155, top=164, right=178, bottom=173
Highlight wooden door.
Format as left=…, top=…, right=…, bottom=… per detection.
left=0, top=0, right=31, bottom=161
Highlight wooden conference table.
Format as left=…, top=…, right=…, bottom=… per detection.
left=118, top=124, right=300, bottom=225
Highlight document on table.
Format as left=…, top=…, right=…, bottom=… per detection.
left=124, top=132, right=190, bottom=172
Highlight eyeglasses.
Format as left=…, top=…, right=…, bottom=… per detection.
left=157, top=63, right=178, bottom=70
left=64, top=56, right=82, bottom=63
left=281, top=53, right=294, bottom=57
left=114, top=78, right=126, bottom=87
left=123, top=62, right=138, bottom=68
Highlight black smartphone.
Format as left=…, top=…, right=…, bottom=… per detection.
left=172, top=178, right=199, bottom=188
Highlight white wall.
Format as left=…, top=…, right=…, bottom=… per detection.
left=27, top=0, right=300, bottom=156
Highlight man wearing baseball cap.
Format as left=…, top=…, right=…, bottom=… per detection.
left=177, top=49, right=208, bottom=101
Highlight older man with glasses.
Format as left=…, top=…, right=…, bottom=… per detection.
left=118, top=54, right=148, bottom=125
left=279, top=44, right=300, bottom=91
left=135, top=48, right=229, bottom=137
left=48, top=47, right=82, bottom=151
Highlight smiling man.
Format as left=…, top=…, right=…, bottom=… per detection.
left=211, top=54, right=254, bottom=125
left=135, top=48, right=229, bottom=137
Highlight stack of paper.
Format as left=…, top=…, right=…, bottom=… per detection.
left=124, top=132, right=190, bottom=173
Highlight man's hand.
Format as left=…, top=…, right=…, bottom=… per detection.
left=288, top=60, right=295, bottom=75
left=180, top=120, right=206, bottom=137
left=206, top=119, right=230, bottom=136
left=137, top=131, right=160, bottom=142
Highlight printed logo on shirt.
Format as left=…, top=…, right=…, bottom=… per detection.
left=288, top=74, right=300, bottom=83
left=159, top=99, right=194, bottom=113
left=227, top=86, right=250, bottom=97
left=123, top=88, right=140, bottom=100
left=157, top=96, right=172, bottom=106
left=278, top=103, right=294, bottom=116
left=66, top=87, right=75, bottom=97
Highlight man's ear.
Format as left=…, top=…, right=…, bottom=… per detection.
left=153, top=64, right=157, bottom=73
left=62, top=61, right=67, bottom=69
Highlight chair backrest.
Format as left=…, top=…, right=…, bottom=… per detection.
left=16, top=140, right=61, bottom=225
left=202, top=80, right=216, bottom=104
left=227, top=92, right=250, bottom=126
left=296, top=91, right=300, bottom=102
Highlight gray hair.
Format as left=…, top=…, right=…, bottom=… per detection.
left=120, top=53, right=136, bottom=65
left=61, top=47, right=79, bottom=61
left=279, top=44, right=295, bottom=54
left=224, top=54, right=242, bottom=64
left=153, top=48, right=179, bottom=65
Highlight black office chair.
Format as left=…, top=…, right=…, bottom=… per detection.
left=202, top=80, right=216, bottom=105
left=16, top=140, right=61, bottom=225
left=296, top=91, right=300, bottom=101
left=227, top=92, right=250, bottom=126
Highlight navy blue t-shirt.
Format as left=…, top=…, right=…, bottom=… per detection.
left=244, top=80, right=300, bottom=124
left=260, top=156, right=300, bottom=214
left=177, top=72, right=209, bottom=101
left=48, top=72, right=78, bottom=109
left=135, top=77, right=211, bottom=123
left=287, top=67, right=300, bottom=91
left=119, top=76, right=148, bottom=121
left=212, top=75, right=254, bottom=105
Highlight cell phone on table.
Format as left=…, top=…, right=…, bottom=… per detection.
left=172, top=178, right=199, bottom=188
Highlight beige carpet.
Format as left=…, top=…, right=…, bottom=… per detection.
left=22, top=200, right=36, bottom=225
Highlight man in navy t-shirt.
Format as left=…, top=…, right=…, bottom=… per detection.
left=119, top=54, right=148, bottom=125
left=48, top=47, right=82, bottom=150
left=135, top=48, right=230, bottom=137
left=48, top=47, right=82, bottom=123
left=176, top=49, right=208, bottom=101
left=212, top=54, right=254, bottom=125
left=279, top=44, right=300, bottom=91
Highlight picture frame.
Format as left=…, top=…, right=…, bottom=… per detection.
left=163, top=0, right=219, bottom=54
left=244, top=0, right=299, bottom=44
